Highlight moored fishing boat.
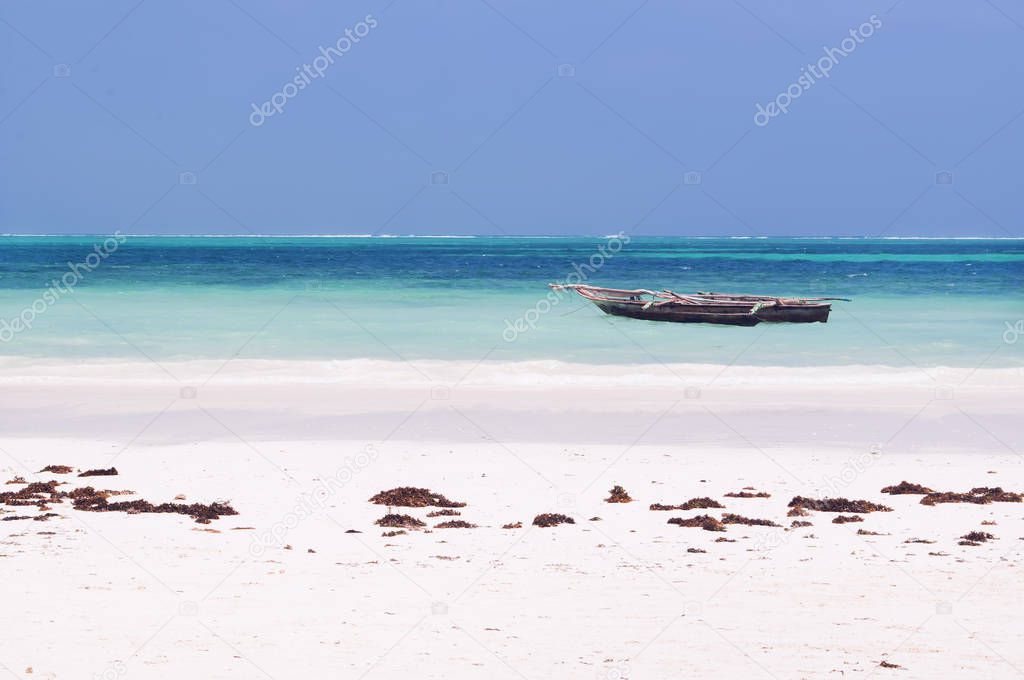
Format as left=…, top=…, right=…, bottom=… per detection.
left=549, top=284, right=847, bottom=326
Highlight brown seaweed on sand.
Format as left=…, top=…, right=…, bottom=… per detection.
left=435, top=520, right=477, bottom=529
left=687, top=547, right=707, bottom=554
left=3, top=481, right=137, bottom=510
left=920, top=487, right=1022, bottom=506
left=5, top=477, right=26, bottom=485
left=73, top=492, right=238, bottom=524
left=960, top=531, right=995, bottom=543
left=502, top=521, right=522, bottom=529
left=532, top=513, right=574, bottom=528
left=369, top=487, right=466, bottom=508
left=426, top=509, right=460, bottom=518
left=791, top=520, right=813, bottom=528
left=787, top=506, right=810, bottom=517
left=788, top=496, right=892, bottom=513
left=878, top=660, right=903, bottom=669
left=881, top=481, right=934, bottom=495
left=38, top=465, right=74, bottom=474
left=832, top=515, right=864, bottom=524
left=65, top=486, right=106, bottom=500
left=78, top=467, right=118, bottom=477
left=381, top=530, right=406, bottom=537
left=969, top=486, right=1016, bottom=500
left=904, top=538, right=935, bottom=544
left=374, top=514, right=425, bottom=529
left=721, top=513, right=780, bottom=527
left=668, top=515, right=725, bottom=532
left=857, top=529, right=887, bottom=536
left=605, top=486, right=633, bottom=503
left=650, top=497, right=724, bottom=511
left=724, top=491, right=771, bottom=499
left=1, top=480, right=64, bottom=507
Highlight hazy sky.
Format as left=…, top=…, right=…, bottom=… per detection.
left=1, top=0, right=1022, bottom=236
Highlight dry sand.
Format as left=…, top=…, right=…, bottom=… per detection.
left=1, top=359, right=1022, bottom=678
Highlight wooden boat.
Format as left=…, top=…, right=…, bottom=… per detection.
left=549, top=284, right=847, bottom=326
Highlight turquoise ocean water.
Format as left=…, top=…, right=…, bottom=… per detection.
left=0, top=236, right=1021, bottom=367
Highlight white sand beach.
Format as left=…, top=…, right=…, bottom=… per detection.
left=2, top=360, right=1022, bottom=679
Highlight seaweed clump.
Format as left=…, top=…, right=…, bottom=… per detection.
left=832, top=515, right=863, bottom=524
left=605, top=486, right=633, bottom=503
left=788, top=496, right=892, bottom=513
left=369, top=487, right=466, bottom=508
left=435, top=520, right=477, bottom=529
left=374, top=514, right=425, bottom=529
left=39, top=465, right=74, bottom=474
left=502, top=521, right=522, bottom=529
left=668, top=515, right=725, bottom=532
left=881, top=481, right=933, bottom=495
left=920, top=487, right=1022, bottom=506
left=78, top=467, right=118, bottom=477
left=791, top=520, right=812, bottom=528
left=72, top=490, right=237, bottom=524
left=2, top=475, right=229, bottom=526
left=721, top=513, right=780, bottom=527
left=532, top=513, right=574, bottom=528
left=650, top=497, right=723, bottom=511
left=959, top=531, right=995, bottom=546
left=724, top=491, right=771, bottom=499
left=426, top=509, right=460, bottom=518
left=1, top=480, right=64, bottom=508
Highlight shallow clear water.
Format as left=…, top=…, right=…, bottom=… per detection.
left=0, top=236, right=1021, bottom=367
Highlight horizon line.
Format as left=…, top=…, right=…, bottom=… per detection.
left=2, top=233, right=1022, bottom=240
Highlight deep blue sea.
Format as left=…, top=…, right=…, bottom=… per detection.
left=0, top=236, right=1021, bottom=367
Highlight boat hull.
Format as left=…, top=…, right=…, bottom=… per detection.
left=593, top=301, right=762, bottom=326
left=591, top=300, right=831, bottom=325
left=755, top=305, right=831, bottom=323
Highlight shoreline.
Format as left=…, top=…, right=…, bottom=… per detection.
left=0, top=356, right=1020, bottom=385
left=0, top=357, right=1018, bottom=450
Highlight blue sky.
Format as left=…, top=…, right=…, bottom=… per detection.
left=1, top=0, right=1022, bottom=236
